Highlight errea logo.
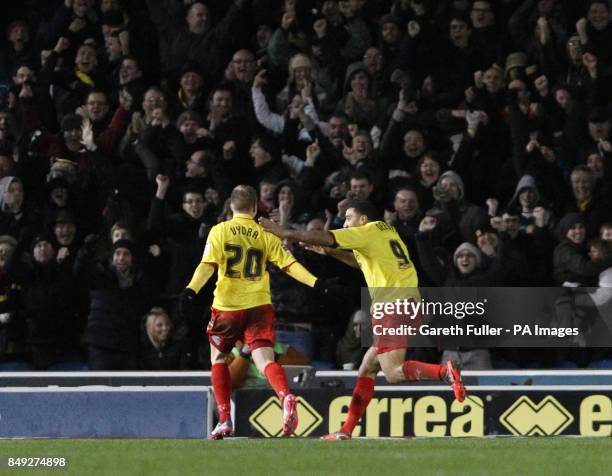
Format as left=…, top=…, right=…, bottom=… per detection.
left=249, top=396, right=322, bottom=437
left=500, top=396, right=574, bottom=436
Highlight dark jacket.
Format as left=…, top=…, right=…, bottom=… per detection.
left=139, top=332, right=191, bottom=370
left=147, top=197, right=208, bottom=299
left=415, top=231, right=508, bottom=286
left=22, top=258, right=83, bottom=350
left=431, top=199, right=488, bottom=246
left=75, top=251, right=158, bottom=354
left=0, top=260, right=27, bottom=361
left=146, top=0, right=248, bottom=82
left=553, top=240, right=612, bottom=285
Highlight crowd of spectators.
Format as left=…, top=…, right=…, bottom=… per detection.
left=0, top=0, right=611, bottom=371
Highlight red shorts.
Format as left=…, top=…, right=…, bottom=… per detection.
left=207, top=304, right=275, bottom=353
left=371, top=300, right=423, bottom=353
left=375, top=346, right=406, bottom=355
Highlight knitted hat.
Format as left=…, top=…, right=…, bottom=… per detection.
left=453, top=242, right=482, bottom=269
left=588, top=107, right=609, bottom=124
left=32, top=232, right=55, bottom=249
left=379, top=14, right=401, bottom=28
left=53, top=209, right=76, bottom=225
left=181, top=61, right=204, bottom=79
left=176, top=110, right=203, bottom=129
left=558, top=213, right=586, bottom=239
left=474, top=223, right=497, bottom=240
left=0, top=235, right=18, bottom=249
left=48, top=160, right=77, bottom=184
left=438, top=171, right=465, bottom=200
left=113, top=238, right=134, bottom=254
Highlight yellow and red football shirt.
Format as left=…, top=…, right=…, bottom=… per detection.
left=330, top=221, right=419, bottom=289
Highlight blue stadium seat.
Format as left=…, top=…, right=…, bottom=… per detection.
left=310, top=360, right=335, bottom=370
left=491, top=360, right=519, bottom=369
left=47, top=362, right=89, bottom=371
left=587, top=359, right=612, bottom=369
left=0, top=361, right=34, bottom=371
left=276, top=330, right=314, bottom=359
left=556, top=360, right=579, bottom=369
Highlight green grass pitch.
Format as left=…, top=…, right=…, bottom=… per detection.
left=0, top=438, right=610, bottom=476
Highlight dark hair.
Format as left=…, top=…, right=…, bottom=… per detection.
left=144, top=85, right=166, bottom=100
left=328, top=111, right=349, bottom=123
left=588, top=0, right=609, bottom=10
left=121, top=55, right=141, bottom=68
left=349, top=170, right=372, bottom=184
left=352, top=128, right=371, bottom=139
left=182, top=186, right=204, bottom=201
left=209, top=82, right=234, bottom=102
left=87, top=89, right=108, bottom=101
left=588, top=238, right=611, bottom=259
left=449, top=10, right=472, bottom=27
left=259, top=178, right=277, bottom=188
left=252, top=133, right=280, bottom=160
left=77, top=42, right=98, bottom=55
left=101, top=10, right=124, bottom=27
left=6, top=20, right=28, bottom=38
left=10, top=61, right=36, bottom=79
left=394, top=185, right=418, bottom=197
left=600, top=222, right=612, bottom=230
left=346, top=200, right=380, bottom=221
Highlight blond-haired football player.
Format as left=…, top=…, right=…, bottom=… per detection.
left=181, top=185, right=327, bottom=439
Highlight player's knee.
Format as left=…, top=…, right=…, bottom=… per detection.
left=358, top=366, right=378, bottom=379
left=254, top=360, right=272, bottom=374
left=382, top=366, right=405, bottom=384
left=384, top=373, right=402, bottom=384
left=210, top=349, right=227, bottom=365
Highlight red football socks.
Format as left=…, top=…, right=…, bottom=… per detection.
left=340, top=376, right=375, bottom=435
left=211, top=363, right=232, bottom=423
left=263, top=362, right=290, bottom=401
left=402, top=360, right=446, bottom=381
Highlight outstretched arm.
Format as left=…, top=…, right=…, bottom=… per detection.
left=283, top=261, right=317, bottom=287
left=325, top=248, right=359, bottom=269
left=259, top=217, right=335, bottom=247
left=305, top=245, right=359, bottom=269
left=186, top=262, right=215, bottom=293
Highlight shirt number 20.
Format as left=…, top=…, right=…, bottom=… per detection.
left=224, top=244, right=264, bottom=280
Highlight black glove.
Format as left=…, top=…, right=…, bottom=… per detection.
left=314, top=277, right=342, bottom=296
left=178, top=288, right=196, bottom=318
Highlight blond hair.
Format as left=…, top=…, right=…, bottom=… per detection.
left=230, top=185, right=258, bottom=213
left=145, top=307, right=172, bottom=349
left=145, top=307, right=171, bottom=328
